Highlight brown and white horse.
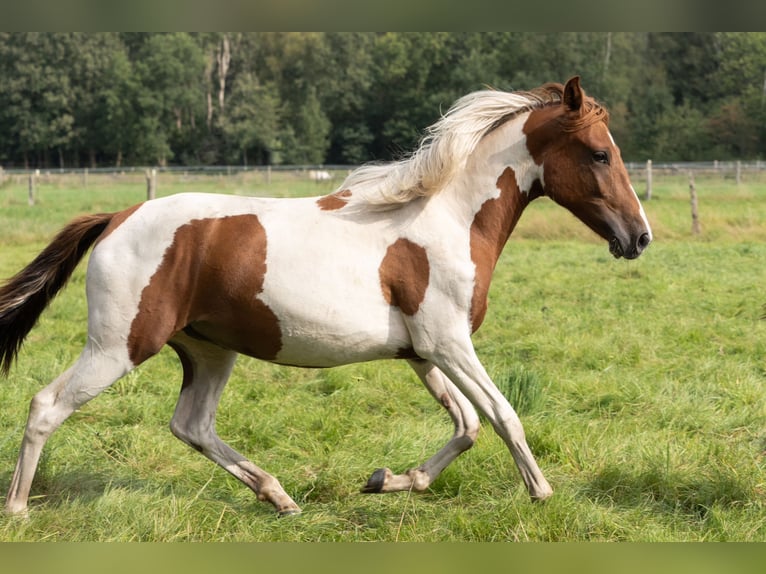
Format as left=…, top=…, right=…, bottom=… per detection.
left=0, top=77, right=651, bottom=516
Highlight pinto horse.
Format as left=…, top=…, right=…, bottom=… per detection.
left=0, top=77, right=651, bottom=516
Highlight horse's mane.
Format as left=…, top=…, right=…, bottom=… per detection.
left=338, top=83, right=607, bottom=207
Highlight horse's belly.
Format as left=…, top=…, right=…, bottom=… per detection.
left=254, top=211, right=409, bottom=367
left=274, top=334, right=408, bottom=368
left=269, top=301, right=412, bottom=367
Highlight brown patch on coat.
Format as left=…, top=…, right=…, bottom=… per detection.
left=379, top=238, right=430, bottom=316
left=469, top=167, right=530, bottom=331
left=316, top=189, right=352, bottom=211
left=127, top=214, right=281, bottom=365
left=522, top=104, right=567, bottom=167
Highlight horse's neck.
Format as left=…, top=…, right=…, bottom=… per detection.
left=435, top=117, right=541, bottom=331
left=446, top=115, right=541, bottom=265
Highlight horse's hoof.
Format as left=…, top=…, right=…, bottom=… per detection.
left=4, top=504, right=30, bottom=519
left=361, top=468, right=388, bottom=493
left=277, top=507, right=302, bottom=518
left=530, top=487, right=554, bottom=502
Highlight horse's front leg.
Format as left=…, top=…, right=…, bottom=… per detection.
left=361, top=359, right=480, bottom=494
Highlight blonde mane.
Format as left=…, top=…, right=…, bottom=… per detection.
left=338, top=83, right=604, bottom=207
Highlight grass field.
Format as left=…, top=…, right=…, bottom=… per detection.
left=0, top=171, right=764, bottom=541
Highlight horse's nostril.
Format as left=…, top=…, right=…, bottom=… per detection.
left=637, top=233, right=651, bottom=249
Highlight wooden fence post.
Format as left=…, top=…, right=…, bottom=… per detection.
left=645, top=159, right=652, bottom=200
left=736, top=160, right=741, bottom=186
left=146, top=168, right=157, bottom=200
left=689, top=171, right=700, bottom=235
left=28, top=170, right=38, bottom=206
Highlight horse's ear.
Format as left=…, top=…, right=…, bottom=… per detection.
left=563, top=76, right=583, bottom=112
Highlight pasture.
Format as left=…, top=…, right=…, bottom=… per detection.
left=0, top=170, right=764, bottom=541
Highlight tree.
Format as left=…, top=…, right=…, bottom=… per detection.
left=67, top=33, right=137, bottom=167
left=132, top=33, right=207, bottom=165
left=255, top=33, right=333, bottom=164
left=278, top=86, right=330, bottom=164
left=0, top=33, right=74, bottom=168
left=365, top=33, right=456, bottom=159
left=1, top=32, right=765, bottom=167
left=320, top=32, right=375, bottom=164
left=647, top=33, right=721, bottom=107
left=653, top=102, right=711, bottom=160
left=220, top=72, right=280, bottom=165
left=708, top=32, right=766, bottom=158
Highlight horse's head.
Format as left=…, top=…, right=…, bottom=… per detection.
left=524, top=76, right=652, bottom=259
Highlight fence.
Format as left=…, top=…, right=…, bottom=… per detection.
left=625, top=160, right=766, bottom=199
left=625, top=160, right=766, bottom=176
left=0, top=165, right=357, bottom=204
left=2, top=162, right=765, bottom=204
left=4, top=160, right=765, bottom=180
left=0, top=164, right=356, bottom=182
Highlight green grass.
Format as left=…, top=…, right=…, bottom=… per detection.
left=0, top=173, right=765, bottom=541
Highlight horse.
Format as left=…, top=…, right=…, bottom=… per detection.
left=0, top=77, right=651, bottom=517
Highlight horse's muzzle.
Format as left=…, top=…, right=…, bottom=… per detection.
left=610, top=232, right=651, bottom=260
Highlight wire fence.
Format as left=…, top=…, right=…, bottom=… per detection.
left=0, top=165, right=355, bottom=204
left=625, top=160, right=766, bottom=175
left=626, top=160, right=766, bottom=180
left=0, top=164, right=356, bottom=181
left=2, top=161, right=766, bottom=202
left=2, top=160, right=765, bottom=176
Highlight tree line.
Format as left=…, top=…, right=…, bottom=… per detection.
left=0, top=32, right=764, bottom=170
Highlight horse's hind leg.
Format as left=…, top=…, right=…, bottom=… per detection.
left=362, top=359, right=480, bottom=494
left=5, top=345, right=132, bottom=515
left=168, top=332, right=301, bottom=516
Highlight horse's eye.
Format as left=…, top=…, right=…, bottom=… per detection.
left=592, top=151, right=609, bottom=165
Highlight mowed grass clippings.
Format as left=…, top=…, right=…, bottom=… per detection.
left=0, top=173, right=764, bottom=541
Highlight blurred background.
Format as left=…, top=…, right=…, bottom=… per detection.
left=0, top=33, right=763, bottom=171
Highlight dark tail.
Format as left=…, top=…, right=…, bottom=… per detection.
left=0, top=212, right=114, bottom=375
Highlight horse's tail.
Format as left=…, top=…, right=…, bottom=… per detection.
left=0, top=212, right=115, bottom=375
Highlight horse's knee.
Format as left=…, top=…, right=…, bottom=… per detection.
left=169, top=414, right=214, bottom=454
left=170, top=418, right=198, bottom=450
left=25, top=391, right=60, bottom=438
left=454, top=434, right=476, bottom=453
left=169, top=417, right=185, bottom=441
left=29, top=390, right=54, bottom=415
left=442, top=393, right=480, bottom=445
left=464, top=415, right=480, bottom=443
